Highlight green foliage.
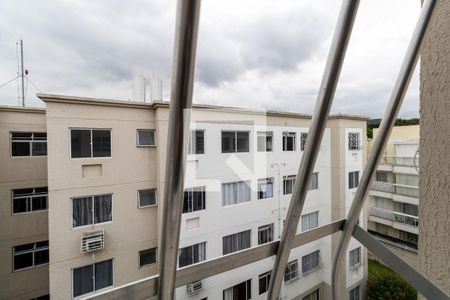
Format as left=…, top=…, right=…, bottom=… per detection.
left=366, top=118, right=419, bottom=139
left=368, top=260, right=417, bottom=300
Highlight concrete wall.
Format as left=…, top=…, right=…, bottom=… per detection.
left=419, top=0, right=450, bottom=296
left=0, top=107, right=49, bottom=299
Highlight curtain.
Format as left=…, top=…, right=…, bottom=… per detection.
left=73, top=264, right=94, bottom=297
left=73, top=197, right=92, bottom=227
left=94, top=195, right=112, bottom=224
left=222, top=183, right=237, bottom=206
left=94, top=260, right=113, bottom=290
left=223, top=287, right=233, bottom=300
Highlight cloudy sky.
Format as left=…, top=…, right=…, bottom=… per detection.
left=0, top=0, right=422, bottom=118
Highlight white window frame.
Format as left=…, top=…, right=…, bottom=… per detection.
left=72, top=259, right=114, bottom=298
left=223, top=279, right=252, bottom=300
left=183, top=186, right=206, bottom=213
left=349, top=285, right=360, bottom=300
left=11, top=187, right=48, bottom=215
left=222, top=181, right=251, bottom=206
left=284, top=260, right=299, bottom=283
left=303, top=289, right=320, bottom=300
left=282, top=131, right=296, bottom=151
left=69, top=128, right=112, bottom=159
left=178, top=242, right=206, bottom=268
left=222, top=230, right=251, bottom=255
left=348, top=132, right=361, bottom=150
left=221, top=130, right=250, bottom=153
left=258, top=271, right=271, bottom=295
left=10, top=132, right=47, bottom=157
left=258, top=223, right=274, bottom=245
left=301, top=250, right=321, bottom=275
left=309, top=172, right=319, bottom=190
left=257, top=131, right=273, bottom=152
left=301, top=211, right=319, bottom=232
left=12, top=241, right=49, bottom=271
left=188, top=130, right=205, bottom=154
left=349, top=247, right=362, bottom=268
left=283, top=175, right=296, bottom=195
left=300, top=132, right=308, bottom=151
left=71, top=194, right=113, bottom=228
left=349, top=171, right=360, bottom=189
left=137, top=189, right=157, bottom=208
left=257, top=177, right=274, bottom=199
left=136, top=129, right=156, bottom=147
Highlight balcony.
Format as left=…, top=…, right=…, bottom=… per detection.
left=368, top=206, right=419, bottom=234
left=371, top=181, right=419, bottom=199
left=380, top=156, right=419, bottom=168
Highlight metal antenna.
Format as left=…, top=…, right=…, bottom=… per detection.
left=20, top=39, right=25, bottom=107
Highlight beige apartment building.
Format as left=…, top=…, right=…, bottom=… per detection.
left=0, top=106, right=49, bottom=300
left=1, top=93, right=367, bottom=299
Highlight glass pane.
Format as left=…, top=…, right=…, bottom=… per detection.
left=72, top=197, right=93, bottom=227
left=139, top=190, right=156, bottom=207
left=222, top=131, right=236, bottom=153
left=14, top=252, right=33, bottom=270
left=33, top=132, right=47, bottom=140
left=11, top=132, right=32, bottom=140
left=138, top=130, right=155, bottom=146
left=94, top=260, right=113, bottom=291
left=92, top=130, right=111, bottom=157
left=194, top=131, right=204, bottom=154
left=139, top=248, right=156, bottom=267
left=94, top=195, right=112, bottom=224
left=32, top=142, right=47, bottom=156
left=32, top=196, right=47, bottom=211
left=34, top=249, right=49, bottom=265
left=179, top=246, right=193, bottom=267
left=71, top=130, right=92, bottom=158
left=13, top=188, right=34, bottom=196
left=236, top=132, right=249, bottom=152
left=13, top=198, right=28, bottom=213
left=12, top=142, right=30, bottom=156
left=73, top=264, right=94, bottom=297
left=14, top=242, right=35, bottom=252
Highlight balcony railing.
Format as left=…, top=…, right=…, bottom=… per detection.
left=369, top=206, right=419, bottom=227
left=380, top=156, right=419, bottom=168
left=371, top=181, right=395, bottom=193
left=371, top=181, right=419, bottom=198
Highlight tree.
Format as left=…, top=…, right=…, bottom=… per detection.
left=367, top=272, right=417, bottom=300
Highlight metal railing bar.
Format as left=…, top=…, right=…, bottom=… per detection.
left=158, top=0, right=201, bottom=299
left=331, top=0, right=437, bottom=299
left=353, top=226, right=450, bottom=300
left=267, top=0, right=360, bottom=298
left=85, top=220, right=345, bottom=300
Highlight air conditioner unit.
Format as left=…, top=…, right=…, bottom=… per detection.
left=81, top=229, right=105, bottom=253
left=186, top=280, right=202, bottom=295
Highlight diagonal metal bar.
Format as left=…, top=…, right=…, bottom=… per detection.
left=331, top=0, right=437, bottom=299
left=158, top=0, right=201, bottom=299
left=353, top=226, right=450, bottom=300
left=267, top=1, right=360, bottom=298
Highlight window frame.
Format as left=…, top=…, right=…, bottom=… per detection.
left=309, top=172, right=319, bottom=190
left=222, top=230, right=251, bottom=255
left=303, top=289, right=320, bottom=300
left=139, top=247, right=157, bottom=268
left=258, top=271, right=271, bottom=295
left=71, top=194, right=113, bottom=229
left=11, top=187, right=48, bottom=215
left=300, top=132, right=308, bottom=151
left=257, top=223, right=274, bottom=245
left=12, top=241, right=49, bottom=271
left=69, top=128, right=112, bottom=159
left=283, top=175, right=296, bottom=195
left=282, top=131, right=296, bottom=151
left=221, top=130, right=250, bottom=153
left=284, top=260, right=299, bottom=283
left=178, top=242, right=206, bottom=268
left=223, top=279, right=252, bottom=300
left=257, top=131, right=273, bottom=152
left=257, top=177, right=274, bottom=200
left=137, top=189, right=157, bottom=208
left=72, top=259, right=114, bottom=298
left=10, top=132, right=47, bottom=157
left=349, top=285, right=360, bottom=300
left=301, top=211, right=319, bottom=232
left=188, top=130, right=205, bottom=155
left=183, top=186, right=206, bottom=213
left=349, top=247, right=362, bottom=268
left=349, top=171, right=360, bottom=189
left=136, top=129, right=156, bottom=147
left=348, top=132, right=361, bottom=150
left=301, top=250, right=321, bottom=275
left=222, top=180, right=251, bottom=206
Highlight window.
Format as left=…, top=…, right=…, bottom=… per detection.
left=257, top=131, right=273, bottom=152
left=258, top=178, right=273, bottom=199
left=258, top=271, right=271, bottom=295
left=13, top=241, right=49, bottom=271
left=31, top=295, right=50, bottom=300
left=139, top=248, right=156, bottom=268
left=222, top=181, right=251, bottom=206
left=223, top=279, right=251, bottom=300
left=11, top=132, right=47, bottom=157
left=349, top=171, right=360, bottom=189
left=284, top=260, right=298, bottom=283
left=349, top=285, right=360, bottom=300
left=178, top=242, right=206, bottom=267
left=183, top=187, right=206, bottom=213
left=394, top=202, right=418, bottom=216
left=258, top=224, right=274, bottom=245
left=376, top=171, right=388, bottom=182
left=309, top=172, right=319, bottom=190
left=302, top=250, right=320, bottom=274
left=303, top=289, right=320, bottom=300
left=71, top=129, right=111, bottom=158
left=73, top=259, right=113, bottom=297
left=349, top=247, right=361, bottom=268
left=300, top=132, right=308, bottom=151
left=223, top=230, right=251, bottom=255
left=12, top=187, right=48, bottom=214
left=137, top=129, right=155, bottom=147
left=138, top=189, right=157, bottom=208
left=222, top=131, right=249, bottom=153
left=188, top=130, right=204, bottom=154
left=283, top=175, right=296, bottom=195
left=282, top=132, right=296, bottom=151
left=348, top=132, right=361, bottom=150
left=72, top=194, right=112, bottom=227
left=302, top=211, right=319, bottom=231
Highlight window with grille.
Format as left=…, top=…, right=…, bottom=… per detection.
left=11, top=132, right=47, bottom=157
left=301, top=211, right=319, bottom=231
left=178, top=242, right=206, bottom=267
left=258, top=271, right=271, bottom=295
left=284, top=260, right=298, bottom=283
left=349, top=171, right=360, bottom=189
left=13, top=241, right=49, bottom=271
left=183, top=186, right=206, bottom=213
left=376, top=171, right=388, bottom=182
left=12, top=187, right=48, bottom=214
left=222, top=181, right=251, bottom=206
left=223, top=230, right=251, bottom=255
left=282, top=132, right=296, bottom=151
left=300, top=132, right=308, bottom=151
left=188, top=130, right=205, bottom=154
left=258, top=224, right=274, bottom=245
left=302, top=250, right=320, bottom=274
left=283, top=175, right=296, bottom=195
left=349, top=247, right=361, bottom=268
left=222, top=131, right=249, bottom=153
left=257, top=131, right=273, bottom=152
left=258, top=177, right=274, bottom=199
left=348, top=132, right=361, bottom=150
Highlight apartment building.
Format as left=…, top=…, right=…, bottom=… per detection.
left=1, top=94, right=367, bottom=299
left=0, top=106, right=49, bottom=300
left=367, top=125, right=419, bottom=269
